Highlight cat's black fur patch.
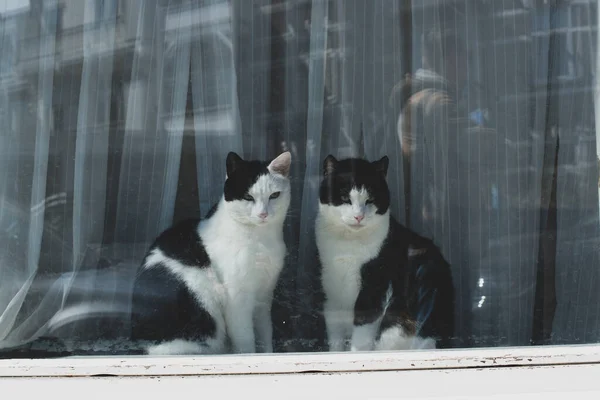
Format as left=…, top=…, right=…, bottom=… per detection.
left=319, top=156, right=390, bottom=215
left=223, top=152, right=270, bottom=201
left=354, top=218, right=455, bottom=345
left=352, top=220, right=422, bottom=333
left=146, top=218, right=209, bottom=267
left=130, top=262, right=216, bottom=343
left=131, top=219, right=216, bottom=351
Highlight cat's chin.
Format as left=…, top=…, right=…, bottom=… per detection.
left=251, top=217, right=278, bottom=227
left=346, top=223, right=366, bottom=230
left=230, top=217, right=271, bottom=227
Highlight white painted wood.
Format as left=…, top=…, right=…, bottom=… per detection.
left=0, top=363, right=599, bottom=399
left=1, top=344, right=599, bottom=377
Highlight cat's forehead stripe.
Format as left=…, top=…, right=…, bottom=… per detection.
left=250, top=174, right=273, bottom=192
left=350, top=187, right=369, bottom=195
left=350, top=187, right=370, bottom=202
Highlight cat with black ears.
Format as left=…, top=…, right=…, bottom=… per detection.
left=316, top=155, right=454, bottom=352
left=130, top=151, right=292, bottom=355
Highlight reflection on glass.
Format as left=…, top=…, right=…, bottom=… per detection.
left=0, top=0, right=599, bottom=358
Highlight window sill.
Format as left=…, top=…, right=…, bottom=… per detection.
left=1, top=344, right=599, bottom=377
left=1, top=345, right=599, bottom=398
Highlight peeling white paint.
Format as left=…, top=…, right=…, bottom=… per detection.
left=1, top=364, right=600, bottom=399
left=0, top=344, right=599, bottom=378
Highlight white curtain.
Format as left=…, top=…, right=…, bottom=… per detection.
left=0, top=0, right=599, bottom=355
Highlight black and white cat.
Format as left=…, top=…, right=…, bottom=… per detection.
left=316, top=155, right=449, bottom=352
left=130, top=151, right=292, bottom=355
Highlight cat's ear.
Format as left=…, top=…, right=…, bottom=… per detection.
left=373, top=156, right=389, bottom=177
left=268, top=151, right=292, bottom=177
left=226, top=152, right=244, bottom=178
left=323, top=155, right=338, bottom=177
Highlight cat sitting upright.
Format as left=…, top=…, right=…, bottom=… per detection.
left=316, top=155, right=453, bottom=352
left=131, top=151, right=292, bottom=355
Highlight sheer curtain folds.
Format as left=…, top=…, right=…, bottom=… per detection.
left=0, top=0, right=599, bottom=353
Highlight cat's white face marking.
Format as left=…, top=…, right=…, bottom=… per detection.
left=225, top=173, right=291, bottom=226
left=320, top=186, right=383, bottom=231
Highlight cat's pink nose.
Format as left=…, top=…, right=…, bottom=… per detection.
left=259, top=212, right=268, bottom=220
left=354, top=215, right=364, bottom=223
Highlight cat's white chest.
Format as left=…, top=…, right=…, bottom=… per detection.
left=201, top=222, right=285, bottom=295
left=317, top=226, right=384, bottom=309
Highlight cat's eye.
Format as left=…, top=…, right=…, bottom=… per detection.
left=340, top=195, right=350, bottom=203
left=366, top=198, right=375, bottom=204
left=269, top=191, right=281, bottom=199
left=243, top=194, right=254, bottom=201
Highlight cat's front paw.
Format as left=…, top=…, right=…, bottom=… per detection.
left=350, top=324, right=377, bottom=352
left=350, top=341, right=374, bottom=352
left=328, top=339, right=347, bottom=352
left=230, top=335, right=257, bottom=354
left=232, top=343, right=256, bottom=354
left=256, top=341, right=273, bottom=353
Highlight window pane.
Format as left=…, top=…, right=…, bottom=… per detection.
left=0, top=0, right=599, bottom=357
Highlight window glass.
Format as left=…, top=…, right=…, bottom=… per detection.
left=1, top=0, right=599, bottom=357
